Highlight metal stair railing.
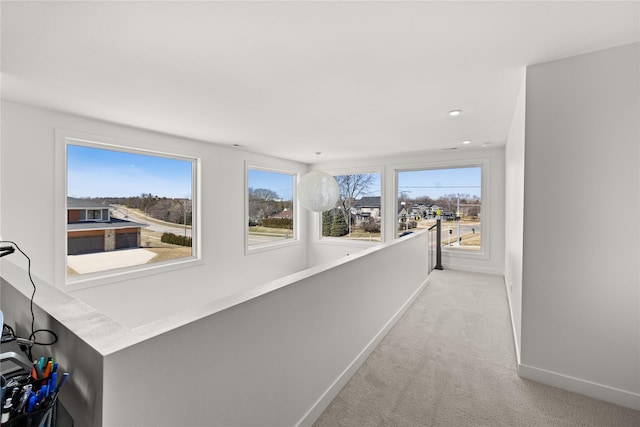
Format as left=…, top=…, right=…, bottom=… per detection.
left=427, top=219, right=443, bottom=271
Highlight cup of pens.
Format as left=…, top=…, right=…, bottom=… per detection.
left=1, top=356, right=69, bottom=427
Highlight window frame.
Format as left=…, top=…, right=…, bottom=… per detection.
left=317, top=167, right=384, bottom=246
left=245, top=163, right=300, bottom=254
left=54, top=129, right=201, bottom=290
left=84, top=209, right=107, bottom=221
left=394, top=158, right=490, bottom=260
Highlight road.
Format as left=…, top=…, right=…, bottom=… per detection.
left=111, top=205, right=192, bottom=237
left=407, top=219, right=480, bottom=247
left=442, top=222, right=478, bottom=237
left=247, top=229, right=295, bottom=246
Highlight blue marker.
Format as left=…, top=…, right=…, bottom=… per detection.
left=37, top=387, right=46, bottom=404
left=27, top=395, right=36, bottom=412
left=55, top=373, right=69, bottom=393
left=49, top=372, right=57, bottom=397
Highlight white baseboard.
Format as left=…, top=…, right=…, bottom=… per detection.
left=518, top=363, right=640, bottom=411
left=296, top=276, right=430, bottom=427
left=502, top=277, right=521, bottom=365
left=442, top=264, right=504, bottom=276
left=502, top=276, right=639, bottom=412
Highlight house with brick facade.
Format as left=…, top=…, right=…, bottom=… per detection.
left=67, top=197, right=146, bottom=255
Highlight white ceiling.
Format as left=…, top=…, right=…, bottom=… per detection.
left=1, top=1, right=638, bottom=164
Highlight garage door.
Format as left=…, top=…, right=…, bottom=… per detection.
left=116, top=232, right=137, bottom=249
left=68, top=235, right=104, bottom=255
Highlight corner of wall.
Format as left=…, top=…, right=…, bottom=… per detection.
left=504, top=68, right=526, bottom=365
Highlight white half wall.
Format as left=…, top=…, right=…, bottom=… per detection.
left=102, top=231, right=429, bottom=427
left=521, top=43, right=640, bottom=409
left=2, top=226, right=430, bottom=426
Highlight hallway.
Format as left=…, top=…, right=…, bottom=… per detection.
left=314, top=270, right=640, bottom=426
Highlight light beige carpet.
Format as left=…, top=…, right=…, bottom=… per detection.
left=314, top=270, right=640, bottom=426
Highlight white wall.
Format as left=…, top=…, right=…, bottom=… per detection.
left=309, top=148, right=506, bottom=276
left=1, top=100, right=507, bottom=326
left=504, top=72, right=526, bottom=362
left=0, top=101, right=309, bottom=328
left=0, top=99, right=3, bottom=241
left=521, top=43, right=640, bottom=409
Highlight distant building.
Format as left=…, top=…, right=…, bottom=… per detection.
left=270, top=208, right=294, bottom=219
left=67, top=197, right=146, bottom=255
left=354, top=196, right=381, bottom=224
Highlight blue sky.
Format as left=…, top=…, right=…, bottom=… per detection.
left=248, top=169, right=295, bottom=200
left=249, top=170, right=383, bottom=201
left=248, top=168, right=479, bottom=202
left=398, top=167, right=481, bottom=199
left=67, top=145, right=193, bottom=198
left=67, top=145, right=478, bottom=201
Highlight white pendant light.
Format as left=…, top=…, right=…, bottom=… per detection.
left=298, top=153, right=340, bottom=212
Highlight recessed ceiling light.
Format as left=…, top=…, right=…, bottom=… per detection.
left=482, top=142, right=491, bottom=147
left=448, top=110, right=461, bottom=117
left=462, top=140, right=471, bottom=145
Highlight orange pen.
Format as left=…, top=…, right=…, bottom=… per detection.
left=44, top=360, right=53, bottom=378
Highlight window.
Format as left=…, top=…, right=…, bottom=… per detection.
left=247, top=167, right=296, bottom=250
left=397, top=166, right=482, bottom=250
left=86, top=209, right=104, bottom=220
left=64, top=141, right=197, bottom=280
left=320, top=172, right=382, bottom=242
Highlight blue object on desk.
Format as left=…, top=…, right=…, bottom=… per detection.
left=26, top=395, right=36, bottom=412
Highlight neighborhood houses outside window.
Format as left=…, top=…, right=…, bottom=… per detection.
left=396, top=166, right=482, bottom=249
left=321, top=172, right=382, bottom=242
left=247, top=167, right=296, bottom=249
left=66, top=143, right=196, bottom=278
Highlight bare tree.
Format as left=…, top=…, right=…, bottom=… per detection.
left=336, top=174, right=375, bottom=209
left=335, top=174, right=376, bottom=234
left=249, top=188, right=278, bottom=202
left=439, top=193, right=458, bottom=212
